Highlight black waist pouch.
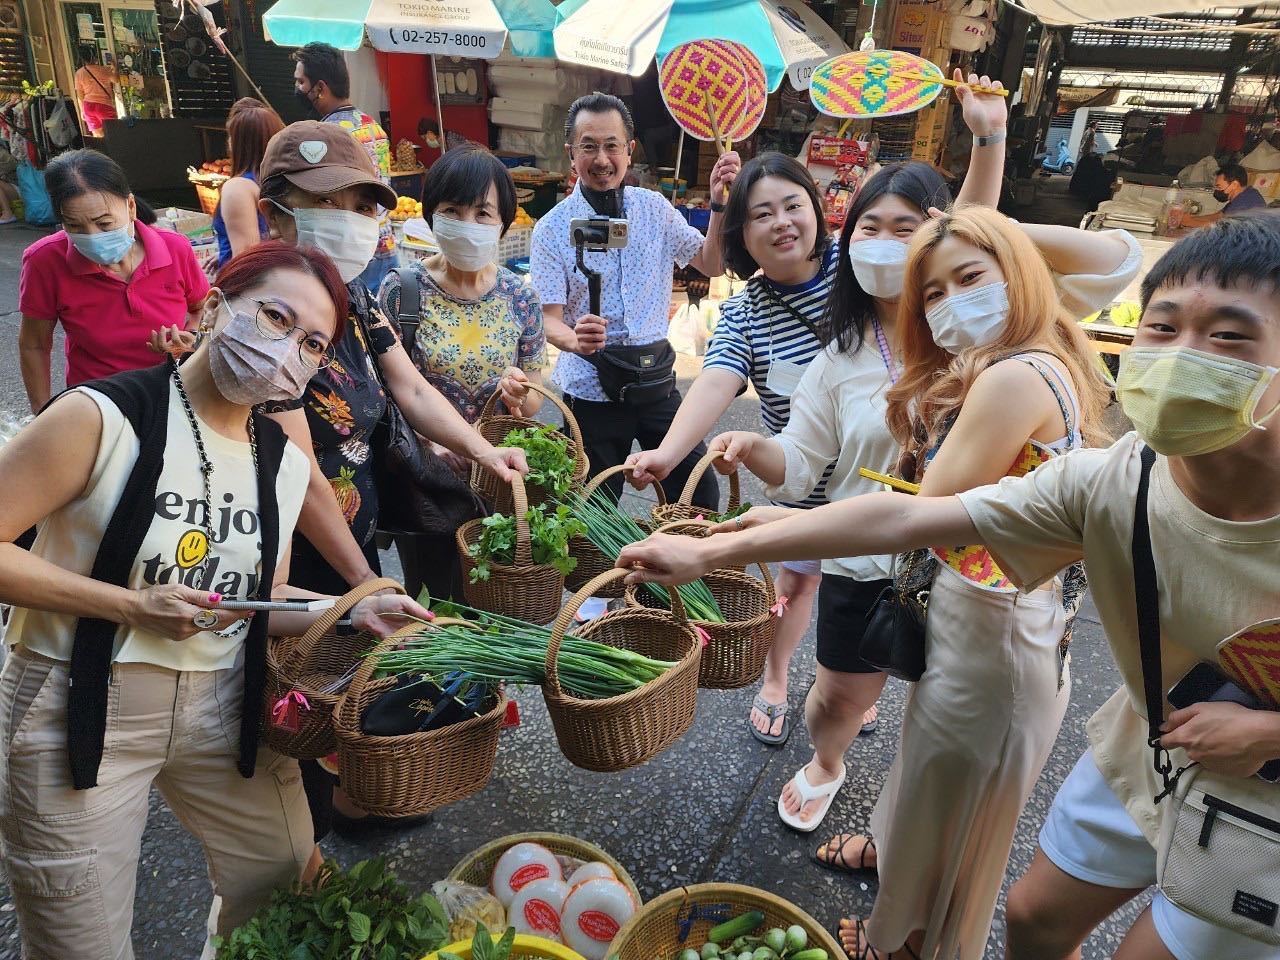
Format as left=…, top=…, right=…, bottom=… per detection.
left=584, top=340, right=676, bottom=406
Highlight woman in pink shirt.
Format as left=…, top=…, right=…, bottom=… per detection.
left=18, top=149, right=209, bottom=413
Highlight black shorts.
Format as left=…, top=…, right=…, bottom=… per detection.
left=816, top=573, right=892, bottom=674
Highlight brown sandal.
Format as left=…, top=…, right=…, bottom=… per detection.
left=837, top=918, right=920, bottom=960
left=812, top=833, right=877, bottom=875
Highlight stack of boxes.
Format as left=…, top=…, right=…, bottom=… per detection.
left=487, top=49, right=630, bottom=174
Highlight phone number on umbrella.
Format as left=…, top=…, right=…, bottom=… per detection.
left=388, top=30, right=486, bottom=48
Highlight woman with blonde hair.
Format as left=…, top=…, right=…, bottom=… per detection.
left=620, top=205, right=1114, bottom=960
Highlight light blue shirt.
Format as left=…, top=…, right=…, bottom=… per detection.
left=530, top=184, right=705, bottom=401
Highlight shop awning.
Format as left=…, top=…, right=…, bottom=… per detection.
left=1014, top=0, right=1226, bottom=26
left=552, top=0, right=848, bottom=91
left=263, top=0, right=557, bottom=59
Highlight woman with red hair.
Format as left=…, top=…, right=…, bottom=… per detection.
left=0, top=240, right=429, bottom=959
left=213, top=98, right=285, bottom=268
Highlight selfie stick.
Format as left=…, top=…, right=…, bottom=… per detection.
left=573, top=229, right=603, bottom=315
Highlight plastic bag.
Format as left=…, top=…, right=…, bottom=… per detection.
left=43, top=97, right=78, bottom=149
left=430, top=880, right=506, bottom=942
left=15, top=162, right=54, bottom=226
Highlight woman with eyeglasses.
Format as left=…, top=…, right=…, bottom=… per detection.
left=0, top=240, right=430, bottom=959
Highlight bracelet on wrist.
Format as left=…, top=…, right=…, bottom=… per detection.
left=709, top=200, right=726, bottom=213
left=974, top=131, right=1006, bottom=148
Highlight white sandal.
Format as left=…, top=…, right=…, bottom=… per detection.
left=777, top=762, right=847, bottom=833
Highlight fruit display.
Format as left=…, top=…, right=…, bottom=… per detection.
left=198, top=157, right=232, bottom=177
left=671, top=913, right=828, bottom=960
left=513, top=206, right=535, bottom=228
left=393, top=139, right=423, bottom=173
left=392, top=195, right=424, bottom=221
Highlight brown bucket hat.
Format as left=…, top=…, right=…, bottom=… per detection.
left=260, top=120, right=397, bottom=209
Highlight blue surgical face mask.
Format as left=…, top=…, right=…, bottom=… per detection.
left=68, top=224, right=134, bottom=265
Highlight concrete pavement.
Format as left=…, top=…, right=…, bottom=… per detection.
left=0, top=224, right=1144, bottom=958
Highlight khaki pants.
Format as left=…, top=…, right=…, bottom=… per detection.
left=0, top=646, right=312, bottom=960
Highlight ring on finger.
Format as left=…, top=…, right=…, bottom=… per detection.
left=735, top=516, right=745, bottom=529
left=193, top=609, right=219, bottom=629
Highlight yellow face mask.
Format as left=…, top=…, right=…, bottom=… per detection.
left=1116, top=346, right=1280, bottom=456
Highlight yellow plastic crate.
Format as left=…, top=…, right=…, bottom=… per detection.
left=422, top=934, right=585, bottom=960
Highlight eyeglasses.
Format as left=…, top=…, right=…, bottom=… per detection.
left=245, top=298, right=334, bottom=369
left=571, top=140, right=629, bottom=159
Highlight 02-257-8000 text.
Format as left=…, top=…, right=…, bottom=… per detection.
left=389, top=29, right=486, bottom=48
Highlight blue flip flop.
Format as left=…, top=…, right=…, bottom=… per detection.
left=749, top=694, right=791, bottom=746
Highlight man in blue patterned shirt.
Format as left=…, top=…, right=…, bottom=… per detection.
left=531, top=93, right=740, bottom=510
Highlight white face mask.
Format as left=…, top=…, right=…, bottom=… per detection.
left=847, top=238, right=908, bottom=299
left=924, top=281, right=1010, bottom=354
left=272, top=201, right=379, bottom=283
left=431, top=214, right=500, bottom=271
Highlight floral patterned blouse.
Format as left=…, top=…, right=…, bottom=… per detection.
left=379, top=263, right=546, bottom=423
left=263, top=281, right=390, bottom=549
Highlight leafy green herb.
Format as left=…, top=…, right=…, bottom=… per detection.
left=212, top=857, right=448, bottom=960
left=501, top=424, right=577, bottom=499
left=440, top=925, right=518, bottom=960
left=707, top=502, right=752, bottom=524
left=468, top=505, right=585, bottom=582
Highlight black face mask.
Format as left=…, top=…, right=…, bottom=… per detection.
left=1213, top=188, right=1230, bottom=203
left=295, top=85, right=318, bottom=116
left=580, top=183, right=624, bottom=218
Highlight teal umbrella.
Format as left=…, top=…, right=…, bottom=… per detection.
left=553, top=0, right=847, bottom=92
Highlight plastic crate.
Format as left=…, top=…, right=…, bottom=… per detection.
left=497, top=226, right=532, bottom=264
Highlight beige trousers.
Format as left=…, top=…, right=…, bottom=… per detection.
left=0, top=646, right=313, bottom=960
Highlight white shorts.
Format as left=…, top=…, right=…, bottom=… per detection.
left=1040, top=750, right=1278, bottom=960
left=780, top=559, right=822, bottom=577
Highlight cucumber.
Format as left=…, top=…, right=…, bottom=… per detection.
left=708, top=911, right=766, bottom=944
left=788, top=950, right=829, bottom=960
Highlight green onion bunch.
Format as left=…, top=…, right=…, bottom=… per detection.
left=560, top=487, right=725, bottom=623
left=374, top=602, right=677, bottom=700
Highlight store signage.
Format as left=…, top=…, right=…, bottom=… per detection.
left=364, top=0, right=508, bottom=56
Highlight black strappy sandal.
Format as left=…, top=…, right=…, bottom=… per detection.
left=812, top=834, right=877, bottom=876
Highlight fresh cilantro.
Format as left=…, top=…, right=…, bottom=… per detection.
left=500, top=424, right=576, bottom=499
left=468, top=505, right=586, bottom=582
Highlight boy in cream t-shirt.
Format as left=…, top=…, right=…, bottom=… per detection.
left=618, top=212, right=1280, bottom=960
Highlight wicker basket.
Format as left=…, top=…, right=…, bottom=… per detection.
left=334, top=621, right=507, bottom=817
left=422, top=935, right=584, bottom=960
left=651, top=450, right=740, bottom=526
left=457, top=473, right=566, bottom=624
left=607, top=883, right=843, bottom=960
left=262, top=578, right=405, bottom=759
left=470, top=381, right=588, bottom=509
left=564, top=464, right=667, bottom=598
left=447, top=832, right=642, bottom=905
left=624, top=525, right=777, bottom=689
left=542, top=569, right=701, bottom=772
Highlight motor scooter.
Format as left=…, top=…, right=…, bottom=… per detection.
left=1039, top=138, right=1075, bottom=175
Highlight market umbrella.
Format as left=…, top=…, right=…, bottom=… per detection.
left=263, top=0, right=558, bottom=133
left=552, top=0, right=847, bottom=92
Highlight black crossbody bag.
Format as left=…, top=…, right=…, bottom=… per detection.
left=584, top=340, right=677, bottom=407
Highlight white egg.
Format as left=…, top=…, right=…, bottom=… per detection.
left=566, top=861, right=617, bottom=888
left=509, top=877, right=570, bottom=942
left=560, top=877, right=636, bottom=960
left=490, top=842, right=563, bottom=909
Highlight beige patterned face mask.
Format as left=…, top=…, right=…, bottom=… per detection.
left=1117, top=345, right=1280, bottom=456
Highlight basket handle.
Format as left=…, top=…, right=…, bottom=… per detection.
left=545, top=568, right=687, bottom=698
left=333, top=617, right=482, bottom=731
left=675, top=450, right=740, bottom=513
left=278, top=577, right=405, bottom=676
left=508, top=471, right=533, bottom=567
left=583, top=463, right=669, bottom=506
left=527, top=381, right=586, bottom=458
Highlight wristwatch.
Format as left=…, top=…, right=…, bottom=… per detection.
left=975, top=131, right=1006, bottom=148
left=709, top=200, right=726, bottom=213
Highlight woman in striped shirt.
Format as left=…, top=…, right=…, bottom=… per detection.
left=628, top=73, right=1009, bottom=767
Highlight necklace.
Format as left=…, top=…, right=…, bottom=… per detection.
left=170, top=357, right=259, bottom=638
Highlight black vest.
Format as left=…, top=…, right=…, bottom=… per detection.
left=52, top=363, right=285, bottom=789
